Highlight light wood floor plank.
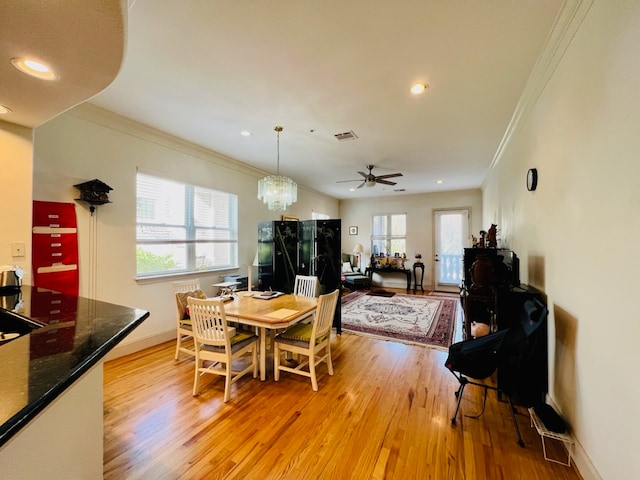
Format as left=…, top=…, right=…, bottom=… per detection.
left=104, top=291, right=581, bottom=480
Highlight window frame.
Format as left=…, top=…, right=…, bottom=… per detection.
left=370, top=213, right=407, bottom=257
left=135, top=172, right=238, bottom=279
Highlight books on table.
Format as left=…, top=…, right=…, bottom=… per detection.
left=253, top=291, right=284, bottom=300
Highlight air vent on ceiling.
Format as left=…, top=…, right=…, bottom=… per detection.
left=334, top=130, right=358, bottom=141
left=394, top=188, right=406, bottom=192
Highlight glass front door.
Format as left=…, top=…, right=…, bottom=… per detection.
left=433, top=209, right=469, bottom=291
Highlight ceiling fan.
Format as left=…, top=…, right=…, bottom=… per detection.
left=337, top=165, right=403, bottom=189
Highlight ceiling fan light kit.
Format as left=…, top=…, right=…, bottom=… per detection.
left=257, top=126, right=298, bottom=211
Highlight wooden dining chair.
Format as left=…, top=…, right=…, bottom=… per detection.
left=187, top=297, right=259, bottom=402
left=172, top=279, right=206, bottom=360
left=293, top=275, right=320, bottom=298
left=273, top=289, right=339, bottom=391
left=293, top=275, right=320, bottom=324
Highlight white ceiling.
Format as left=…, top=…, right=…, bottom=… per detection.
left=2, top=0, right=565, bottom=199
left=0, top=0, right=124, bottom=128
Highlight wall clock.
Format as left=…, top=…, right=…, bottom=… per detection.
left=526, top=168, right=538, bottom=191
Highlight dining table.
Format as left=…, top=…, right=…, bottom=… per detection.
left=223, top=292, right=318, bottom=380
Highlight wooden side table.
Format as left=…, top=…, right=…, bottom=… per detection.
left=413, top=262, right=424, bottom=294
left=365, top=266, right=411, bottom=293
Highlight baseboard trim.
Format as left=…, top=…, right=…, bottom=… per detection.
left=104, top=330, right=175, bottom=362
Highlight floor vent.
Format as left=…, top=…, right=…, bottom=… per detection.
left=334, top=131, right=358, bottom=141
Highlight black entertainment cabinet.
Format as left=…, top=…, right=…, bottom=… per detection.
left=460, top=247, right=547, bottom=405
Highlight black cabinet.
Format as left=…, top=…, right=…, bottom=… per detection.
left=257, top=221, right=298, bottom=293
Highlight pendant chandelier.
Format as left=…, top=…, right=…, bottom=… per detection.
left=257, top=126, right=298, bottom=211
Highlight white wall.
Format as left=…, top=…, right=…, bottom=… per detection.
left=32, top=104, right=338, bottom=352
left=339, top=189, right=482, bottom=290
left=482, top=1, right=640, bottom=478
left=0, top=121, right=33, bottom=284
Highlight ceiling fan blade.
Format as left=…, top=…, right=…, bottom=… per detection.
left=376, top=179, right=397, bottom=186
left=376, top=173, right=403, bottom=180
left=357, top=171, right=368, bottom=178
left=357, top=181, right=366, bottom=189
left=336, top=179, right=362, bottom=183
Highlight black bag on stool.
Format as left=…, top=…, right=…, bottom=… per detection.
left=534, top=403, right=567, bottom=433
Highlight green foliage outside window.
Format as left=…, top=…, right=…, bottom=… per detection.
left=136, top=247, right=177, bottom=274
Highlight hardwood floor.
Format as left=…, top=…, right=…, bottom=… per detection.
left=103, top=291, right=581, bottom=480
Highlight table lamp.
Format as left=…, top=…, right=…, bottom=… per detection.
left=353, top=243, right=364, bottom=270
left=246, top=248, right=260, bottom=295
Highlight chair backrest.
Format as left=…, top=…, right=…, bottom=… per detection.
left=293, top=275, right=320, bottom=298
left=312, top=289, right=339, bottom=341
left=187, top=297, right=231, bottom=349
left=173, top=279, right=204, bottom=321
left=173, top=279, right=201, bottom=294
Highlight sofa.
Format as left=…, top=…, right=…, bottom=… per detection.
left=341, top=254, right=371, bottom=290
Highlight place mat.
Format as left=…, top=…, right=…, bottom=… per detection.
left=265, top=308, right=299, bottom=319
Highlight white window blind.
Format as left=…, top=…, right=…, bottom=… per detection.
left=136, top=173, right=238, bottom=277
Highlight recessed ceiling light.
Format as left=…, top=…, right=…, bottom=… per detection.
left=349, top=188, right=355, bottom=192
left=11, top=57, right=57, bottom=80
left=410, top=82, right=428, bottom=95
left=240, top=130, right=251, bottom=137
left=436, top=179, right=443, bottom=184
left=0, top=105, right=11, bottom=114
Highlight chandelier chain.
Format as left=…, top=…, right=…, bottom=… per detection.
left=275, top=125, right=282, bottom=176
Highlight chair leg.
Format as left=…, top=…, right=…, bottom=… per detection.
left=193, top=361, right=201, bottom=396
left=274, top=343, right=281, bottom=381
left=175, top=336, right=181, bottom=360
left=252, top=344, right=258, bottom=378
left=451, top=380, right=467, bottom=425
left=310, top=353, right=318, bottom=391
left=506, top=396, right=525, bottom=447
left=326, top=344, right=334, bottom=376
left=223, top=362, right=232, bottom=403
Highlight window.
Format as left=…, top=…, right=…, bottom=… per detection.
left=371, top=213, right=406, bottom=256
left=136, top=173, right=238, bottom=277
left=312, top=211, right=329, bottom=220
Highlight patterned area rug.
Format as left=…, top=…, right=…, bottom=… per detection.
left=341, top=291, right=457, bottom=349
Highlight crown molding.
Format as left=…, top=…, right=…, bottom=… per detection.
left=486, top=0, right=595, bottom=176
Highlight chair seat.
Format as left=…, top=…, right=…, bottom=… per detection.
left=201, top=331, right=256, bottom=353
left=276, top=323, right=328, bottom=346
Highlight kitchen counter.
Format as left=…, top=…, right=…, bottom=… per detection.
left=0, top=285, right=149, bottom=448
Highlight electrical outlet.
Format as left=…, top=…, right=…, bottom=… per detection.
left=11, top=243, right=26, bottom=257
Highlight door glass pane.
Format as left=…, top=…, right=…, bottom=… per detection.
left=435, top=210, right=467, bottom=287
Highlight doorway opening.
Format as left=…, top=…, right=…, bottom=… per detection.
left=433, top=209, right=469, bottom=292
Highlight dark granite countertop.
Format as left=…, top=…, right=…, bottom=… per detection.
left=0, top=285, right=149, bottom=448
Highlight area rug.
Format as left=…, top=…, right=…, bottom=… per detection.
left=341, top=291, right=457, bottom=349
